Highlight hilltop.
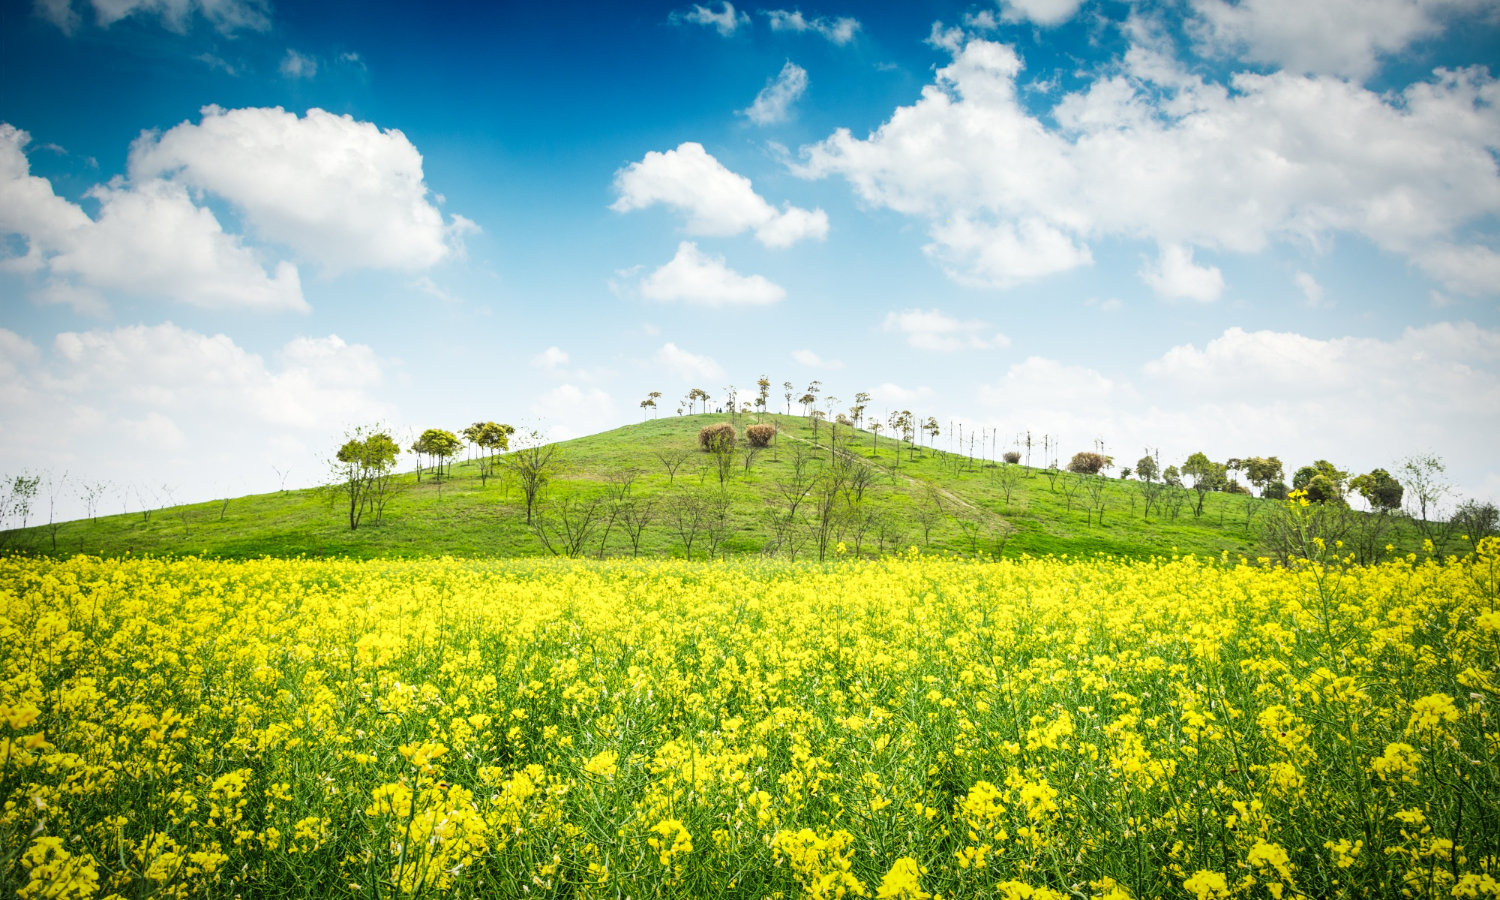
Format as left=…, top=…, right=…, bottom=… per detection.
left=4, top=413, right=1374, bottom=561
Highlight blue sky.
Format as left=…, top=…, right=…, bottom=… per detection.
left=2, top=0, right=1498, bottom=516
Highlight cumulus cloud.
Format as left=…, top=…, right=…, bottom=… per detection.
left=532, top=346, right=569, bottom=370
left=612, top=142, right=827, bottom=248
left=655, top=342, right=726, bottom=381
left=0, top=322, right=388, bottom=511
left=764, top=9, right=860, bottom=44
left=741, top=61, right=809, bottom=126
left=869, top=382, right=933, bottom=404
left=998, top=0, right=1087, bottom=26
left=130, top=106, right=474, bottom=273
left=795, top=36, right=1500, bottom=296
left=279, top=49, right=317, bottom=79
left=530, top=384, right=615, bottom=440
left=792, top=348, right=843, bottom=369
left=975, top=321, right=1500, bottom=501
left=1188, top=0, right=1492, bottom=80
left=883, top=308, right=1011, bottom=351
left=36, top=0, right=270, bottom=35
left=638, top=242, right=786, bottom=306
left=1294, top=271, right=1326, bottom=307
left=1140, top=244, right=1225, bottom=302
left=671, top=0, right=748, bottom=35
left=1, top=124, right=306, bottom=312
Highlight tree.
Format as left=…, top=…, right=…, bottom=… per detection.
left=1163, top=465, right=1182, bottom=487
left=851, top=392, right=871, bottom=428
left=995, top=462, right=1022, bottom=508
left=1067, top=452, right=1108, bottom=475
left=330, top=427, right=401, bottom=530
left=667, top=490, right=709, bottom=559
left=687, top=388, right=710, bottom=415
left=1399, top=454, right=1450, bottom=524
left=76, top=479, right=111, bottom=524
left=1350, top=468, right=1403, bottom=511
left=655, top=448, right=693, bottom=485
left=1244, top=457, right=1284, bottom=497
left=1181, top=452, right=1227, bottom=517
left=472, top=422, right=514, bottom=486
left=1292, top=460, right=1348, bottom=499
left=509, top=430, right=563, bottom=524
left=530, top=495, right=605, bottom=558
left=1453, top=500, right=1499, bottom=543
left=756, top=377, right=771, bottom=420
left=783, top=381, right=795, bottom=415
left=913, top=485, right=944, bottom=546
left=617, top=497, right=657, bottom=557
left=1135, top=454, right=1159, bottom=484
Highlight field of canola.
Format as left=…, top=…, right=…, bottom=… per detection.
left=2, top=545, right=1499, bottom=900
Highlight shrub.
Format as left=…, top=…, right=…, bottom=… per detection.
left=1067, top=451, right=1107, bottom=475
left=746, top=423, right=775, bottom=448
left=1003, top=450, right=1021, bottom=464
left=699, top=422, right=737, bottom=451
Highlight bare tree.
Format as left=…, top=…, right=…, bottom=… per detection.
left=1083, top=476, right=1109, bottom=526
left=529, top=495, right=605, bottom=557
left=702, top=491, right=734, bottom=559
left=617, top=497, right=657, bottom=557
left=0, top=472, right=41, bottom=549
left=1057, top=472, right=1084, bottom=513
left=955, top=507, right=988, bottom=555
left=272, top=465, right=293, bottom=492
left=655, top=448, right=693, bottom=485
left=741, top=445, right=764, bottom=476
left=509, top=430, right=564, bottom=524
left=995, top=463, right=1022, bottom=508
left=876, top=510, right=910, bottom=555
left=76, top=479, right=111, bottom=524
left=913, top=485, right=944, bottom=546
left=667, top=490, right=709, bottom=559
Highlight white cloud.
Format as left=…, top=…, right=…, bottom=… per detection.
left=638, top=242, right=786, bottom=306
left=741, top=61, right=809, bottom=126
left=868, top=382, right=934, bottom=404
left=764, top=9, right=860, bottom=44
left=792, top=348, right=844, bottom=369
left=654, top=342, right=726, bottom=381
left=279, top=49, right=317, bottom=79
left=0, top=322, right=388, bottom=512
left=883, top=308, right=1011, bottom=350
left=37, top=0, right=270, bottom=35
left=974, top=321, right=1500, bottom=501
left=532, top=346, right=569, bottom=369
left=530, top=384, right=615, bottom=441
left=795, top=37, right=1500, bottom=296
left=1140, top=244, right=1225, bottom=302
left=31, top=280, right=108, bottom=317
left=1188, top=0, right=1492, bottom=80
left=612, top=142, right=827, bottom=248
left=1, top=125, right=306, bottom=312
left=998, top=0, right=1086, bottom=26
left=130, top=106, right=472, bottom=273
left=1294, top=271, right=1326, bottom=307
left=672, top=1, right=748, bottom=35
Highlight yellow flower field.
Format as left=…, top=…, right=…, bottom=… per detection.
left=2, top=544, right=1498, bottom=899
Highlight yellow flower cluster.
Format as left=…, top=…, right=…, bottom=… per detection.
left=2, top=541, right=1498, bottom=898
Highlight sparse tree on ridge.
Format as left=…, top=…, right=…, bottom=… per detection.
left=783, top=381, right=794, bottom=415
left=1181, top=452, right=1227, bottom=517
left=510, top=429, right=563, bottom=525
left=330, top=427, right=401, bottom=530
left=756, top=377, right=771, bottom=420
left=1244, top=457, right=1284, bottom=497
left=1350, top=468, right=1404, bottom=512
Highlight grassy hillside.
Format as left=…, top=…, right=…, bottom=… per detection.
left=0, top=413, right=1413, bottom=560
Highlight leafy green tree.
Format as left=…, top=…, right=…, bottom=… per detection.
left=471, top=422, right=514, bottom=486
left=331, top=427, right=401, bottom=530
left=1350, top=468, right=1403, bottom=511
left=416, top=428, right=463, bottom=482
left=1134, top=454, right=1159, bottom=483
left=1181, top=452, right=1227, bottom=517
left=1244, top=457, right=1284, bottom=497
left=1292, top=460, right=1347, bottom=498
left=1163, top=465, right=1182, bottom=487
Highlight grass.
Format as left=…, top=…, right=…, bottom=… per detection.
left=0, top=413, right=1419, bottom=561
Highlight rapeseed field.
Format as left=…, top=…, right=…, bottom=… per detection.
left=3, top=540, right=1498, bottom=899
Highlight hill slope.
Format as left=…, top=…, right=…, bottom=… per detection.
left=5, top=413, right=1358, bottom=560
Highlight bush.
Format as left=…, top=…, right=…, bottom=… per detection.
left=1003, top=451, right=1021, bottom=464
left=746, top=423, right=775, bottom=448
left=699, top=422, right=737, bottom=451
left=1067, top=451, right=1107, bottom=475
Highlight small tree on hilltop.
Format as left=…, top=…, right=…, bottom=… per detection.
left=330, top=426, right=401, bottom=530
left=417, top=428, right=463, bottom=483
left=756, top=377, right=771, bottom=421
left=1181, top=452, right=1227, bottom=517
left=474, top=422, right=514, bottom=486
left=1067, top=451, right=1108, bottom=475
left=1350, top=468, right=1403, bottom=512
left=1244, top=456, right=1285, bottom=497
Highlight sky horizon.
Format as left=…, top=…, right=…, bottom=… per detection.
left=2, top=0, right=1498, bottom=521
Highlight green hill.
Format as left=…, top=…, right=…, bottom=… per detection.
left=1, top=414, right=1401, bottom=561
